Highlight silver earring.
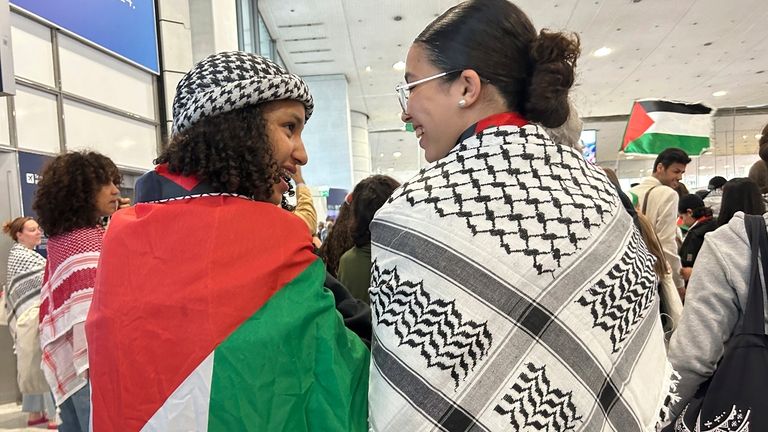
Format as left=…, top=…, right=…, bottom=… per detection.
left=458, top=99, right=466, bottom=108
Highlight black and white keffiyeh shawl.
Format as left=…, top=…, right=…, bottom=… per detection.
left=369, top=120, right=676, bottom=431
left=4, top=242, right=45, bottom=336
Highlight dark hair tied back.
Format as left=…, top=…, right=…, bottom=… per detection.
left=525, top=30, right=581, bottom=128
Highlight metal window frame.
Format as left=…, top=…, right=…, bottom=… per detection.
left=236, top=0, right=258, bottom=53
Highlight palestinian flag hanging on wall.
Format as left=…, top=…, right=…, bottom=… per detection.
left=621, top=99, right=713, bottom=155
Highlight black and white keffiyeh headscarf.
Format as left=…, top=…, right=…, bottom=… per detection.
left=4, top=242, right=45, bottom=336
left=172, top=51, right=314, bottom=134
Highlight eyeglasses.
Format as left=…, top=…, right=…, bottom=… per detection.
left=395, top=70, right=460, bottom=112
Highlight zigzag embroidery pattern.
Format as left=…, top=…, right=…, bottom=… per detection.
left=390, top=126, right=617, bottom=277
left=576, top=226, right=657, bottom=353
left=494, top=362, right=583, bottom=432
left=370, top=262, right=493, bottom=389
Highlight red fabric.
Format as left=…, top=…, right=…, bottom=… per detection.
left=39, top=226, right=104, bottom=403
left=86, top=196, right=317, bottom=432
left=622, top=102, right=655, bottom=150
left=156, top=164, right=201, bottom=191
left=474, top=112, right=528, bottom=133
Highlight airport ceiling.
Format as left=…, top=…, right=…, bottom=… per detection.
left=259, top=0, right=768, bottom=173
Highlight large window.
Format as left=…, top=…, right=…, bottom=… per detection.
left=257, top=14, right=274, bottom=60
left=236, top=2, right=286, bottom=69
left=236, top=0, right=256, bottom=53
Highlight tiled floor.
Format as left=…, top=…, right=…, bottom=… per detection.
left=0, top=403, right=54, bottom=431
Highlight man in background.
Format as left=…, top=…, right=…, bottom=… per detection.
left=630, top=147, right=691, bottom=300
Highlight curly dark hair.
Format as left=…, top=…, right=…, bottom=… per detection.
left=156, top=104, right=295, bottom=209
left=33, top=151, right=121, bottom=237
left=318, top=202, right=354, bottom=278
left=350, top=175, right=400, bottom=248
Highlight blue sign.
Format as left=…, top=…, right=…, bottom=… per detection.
left=18, top=151, right=53, bottom=219
left=11, top=0, right=159, bottom=74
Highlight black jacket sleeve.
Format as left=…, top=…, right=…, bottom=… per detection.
left=324, top=271, right=372, bottom=348
left=679, top=232, right=705, bottom=267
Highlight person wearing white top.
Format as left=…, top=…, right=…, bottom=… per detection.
left=630, top=147, right=691, bottom=300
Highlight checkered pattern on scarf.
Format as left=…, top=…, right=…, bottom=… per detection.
left=172, top=51, right=314, bottom=134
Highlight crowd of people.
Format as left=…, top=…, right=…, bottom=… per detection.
left=2, top=0, right=768, bottom=430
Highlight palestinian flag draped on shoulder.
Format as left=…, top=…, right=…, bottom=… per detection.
left=621, top=99, right=714, bottom=155
left=86, top=194, right=370, bottom=431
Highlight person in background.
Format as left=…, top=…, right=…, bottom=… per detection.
left=320, top=216, right=334, bottom=242
left=603, top=168, right=682, bottom=336
left=2, top=217, right=56, bottom=430
left=702, top=175, right=727, bottom=218
left=338, top=175, right=400, bottom=304
left=677, top=194, right=717, bottom=283
left=370, top=0, right=675, bottom=429
left=32, top=151, right=128, bottom=432
left=674, top=182, right=689, bottom=198
left=86, top=52, right=369, bottom=432
left=667, top=210, right=768, bottom=421
left=717, top=177, right=766, bottom=227
left=630, top=148, right=690, bottom=300
left=290, top=165, right=317, bottom=235
left=318, top=201, right=353, bottom=278
left=748, top=122, right=768, bottom=204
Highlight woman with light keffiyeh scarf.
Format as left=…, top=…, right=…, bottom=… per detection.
left=3, top=217, right=56, bottom=429
left=368, top=1, right=677, bottom=431
left=33, top=151, right=128, bottom=432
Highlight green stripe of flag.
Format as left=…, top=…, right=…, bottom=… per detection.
left=624, top=133, right=710, bottom=156
left=208, top=258, right=370, bottom=431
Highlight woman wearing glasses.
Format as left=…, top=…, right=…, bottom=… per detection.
left=369, top=0, right=674, bottom=431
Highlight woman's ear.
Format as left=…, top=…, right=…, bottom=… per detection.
left=455, top=70, right=483, bottom=108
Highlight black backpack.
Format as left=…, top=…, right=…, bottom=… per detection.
left=668, top=214, right=768, bottom=431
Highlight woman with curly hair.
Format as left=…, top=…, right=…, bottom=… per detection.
left=86, top=52, right=369, bottom=432
left=368, top=1, right=673, bottom=430
left=2, top=217, right=56, bottom=429
left=32, top=150, right=125, bottom=432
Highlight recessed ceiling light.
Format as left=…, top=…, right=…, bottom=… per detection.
left=593, top=46, right=612, bottom=57
left=756, top=134, right=763, bottom=140
left=625, top=155, right=635, bottom=159
left=387, top=167, right=395, bottom=172
left=743, top=135, right=748, bottom=140
left=712, top=90, right=728, bottom=97
left=379, top=153, right=384, bottom=158
left=393, top=151, right=402, bottom=158
left=392, top=61, right=406, bottom=71
left=365, top=66, right=372, bottom=72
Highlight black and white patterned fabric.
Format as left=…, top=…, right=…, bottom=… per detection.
left=369, top=122, right=676, bottom=432
left=4, top=242, right=45, bottom=336
left=172, top=51, right=313, bottom=134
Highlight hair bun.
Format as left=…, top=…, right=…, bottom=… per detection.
left=524, top=29, right=581, bottom=128
left=2, top=221, right=11, bottom=234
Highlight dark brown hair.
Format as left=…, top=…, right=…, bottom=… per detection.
left=2, top=217, right=33, bottom=242
left=759, top=122, right=768, bottom=163
left=350, top=175, right=400, bottom=248
left=33, top=151, right=121, bottom=237
left=415, top=0, right=581, bottom=128
left=718, top=177, right=766, bottom=227
left=156, top=104, right=294, bottom=208
left=318, top=202, right=354, bottom=278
